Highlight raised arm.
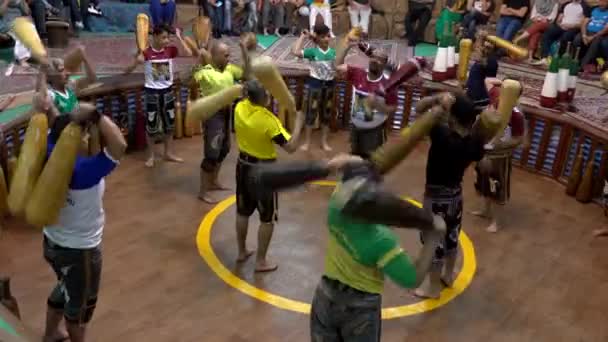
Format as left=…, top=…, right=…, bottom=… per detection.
left=335, top=30, right=359, bottom=75
left=123, top=52, right=145, bottom=75
left=339, top=178, right=436, bottom=230
left=250, top=155, right=364, bottom=192
left=175, top=29, right=193, bottom=57
left=239, top=38, right=252, bottom=81
left=72, top=48, right=97, bottom=94
left=291, top=31, right=309, bottom=58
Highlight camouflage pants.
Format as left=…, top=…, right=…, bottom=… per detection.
left=310, top=276, right=382, bottom=342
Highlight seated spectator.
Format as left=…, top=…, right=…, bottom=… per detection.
left=201, top=0, right=224, bottom=38
left=496, top=0, right=529, bottom=42
left=513, top=0, right=558, bottom=62
left=285, top=0, right=307, bottom=35
left=404, top=0, right=434, bottom=46
left=49, top=0, right=87, bottom=31
left=534, top=0, right=585, bottom=65
left=573, top=0, right=608, bottom=71
left=348, top=0, right=371, bottom=38
left=262, top=0, right=286, bottom=35
left=308, top=0, right=333, bottom=37
left=436, top=0, right=466, bottom=42
left=461, top=0, right=495, bottom=40
left=150, top=0, right=176, bottom=31
left=226, top=0, right=257, bottom=34
left=0, top=0, right=32, bottom=75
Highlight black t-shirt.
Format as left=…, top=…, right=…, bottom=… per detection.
left=425, top=124, right=486, bottom=188
left=582, top=0, right=594, bottom=17
left=504, top=0, right=529, bottom=9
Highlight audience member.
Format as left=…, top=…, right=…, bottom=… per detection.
left=226, top=0, right=257, bottom=34
left=461, top=0, right=495, bottom=40
left=348, top=0, right=371, bottom=37
left=496, top=0, right=529, bottom=41
left=150, top=0, right=176, bottom=30
left=50, top=0, right=88, bottom=31
left=308, top=0, right=333, bottom=36
left=201, top=0, right=224, bottom=38
left=534, top=0, right=585, bottom=65
left=0, top=0, right=32, bottom=75
left=262, top=0, right=286, bottom=35
left=285, top=0, right=307, bottom=35
left=436, top=0, right=466, bottom=42
left=404, top=0, right=434, bottom=46
left=573, top=0, right=608, bottom=71
left=513, top=0, right=558, bottom=62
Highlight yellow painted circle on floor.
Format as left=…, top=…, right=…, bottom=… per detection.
left=196, top=181, right=477, bottom=319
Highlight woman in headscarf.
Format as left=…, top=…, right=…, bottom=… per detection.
left=513, top=0, right=558, bottom=62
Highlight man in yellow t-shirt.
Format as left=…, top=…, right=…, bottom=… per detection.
left=192, top=41, right=246, bottom=203
left=234, top=80, right=303, bottom=272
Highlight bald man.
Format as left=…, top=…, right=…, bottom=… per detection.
left=335, top=42, right=398, bottom=159
left=193, top=38, right=251, bottom=203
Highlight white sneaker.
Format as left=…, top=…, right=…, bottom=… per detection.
left=74, top=21, right=84, bottom=29
left=531, top=58, right=547, bottom=66
left=88, top=4, right=102, bottom=16
left=4, top=63, right=14, bottom=76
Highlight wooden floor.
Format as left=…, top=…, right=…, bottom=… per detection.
left=1, top=131, right=607, bottom=342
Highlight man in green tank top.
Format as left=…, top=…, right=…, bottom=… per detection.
left=251, top=159, right=446, bottom=341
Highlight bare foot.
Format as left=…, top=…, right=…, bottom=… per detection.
left=42, top=330, right=69, bottom=342
left=198, top=192, right=220, bottom=204
left=593, top=228, right=608, bottom=237
left=441, top=272, right=457, bottom=288
left=237, top=250, right=254, bottom=263
left=299, top=144, right=309, bottom=151
left=255, top=260, right=278, bottom=273
left=164, top=153, right=184, bottom=163
left=486, top=221, right=499, bottom=233
left=413, top=284, right=441, bottom=300
left=209, top=182, right=230, bottom=191
left=145, top=157, right=155, bottom=168
left=413, top=276, right=441, bottom=299
left=470, top=210, right=490, bottom=219
left=322, top=144, right=332, bottom=152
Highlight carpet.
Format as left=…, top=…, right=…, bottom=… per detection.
left=8, top=35, right=256, bottom=76
left=419, top=58, right=608, bottom=132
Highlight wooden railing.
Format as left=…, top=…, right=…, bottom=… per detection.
left=1, top=72, right=606, bottom=202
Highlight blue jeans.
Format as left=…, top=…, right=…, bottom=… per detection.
left=496, top=16, right=523, bottom=41
left=149, top=0, right=176, bottom=27
left=310, top=276, right=382, bottom=342
left=202, top=1, right=224, bottom=36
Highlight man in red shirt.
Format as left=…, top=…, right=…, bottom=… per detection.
left=335, top=39, right=398, bottom=159
left=472, top=77, right=526, bottom=233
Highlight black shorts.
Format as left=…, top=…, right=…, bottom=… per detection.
left=304, top=78, right=335, bottom=126
left=201, top=109, right=231, bottom=171
left=236, top=152, right=278, bottom=223
left=43, top=236, right=102, bottom=324
left=474, top=152, right=512, bottom=205
left=421, top=185, right=463, bottom=260
left=144, top=87, right=176, bottom=138
left=351, top=124, right=387, bottom=160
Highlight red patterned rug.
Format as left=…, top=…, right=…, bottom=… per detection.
left=419, top=58, right=608, bottom=133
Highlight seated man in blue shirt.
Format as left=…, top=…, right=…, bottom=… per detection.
left=40, top=106, right=127, bottom=342
left=573, top=0, right=608, bottom=69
